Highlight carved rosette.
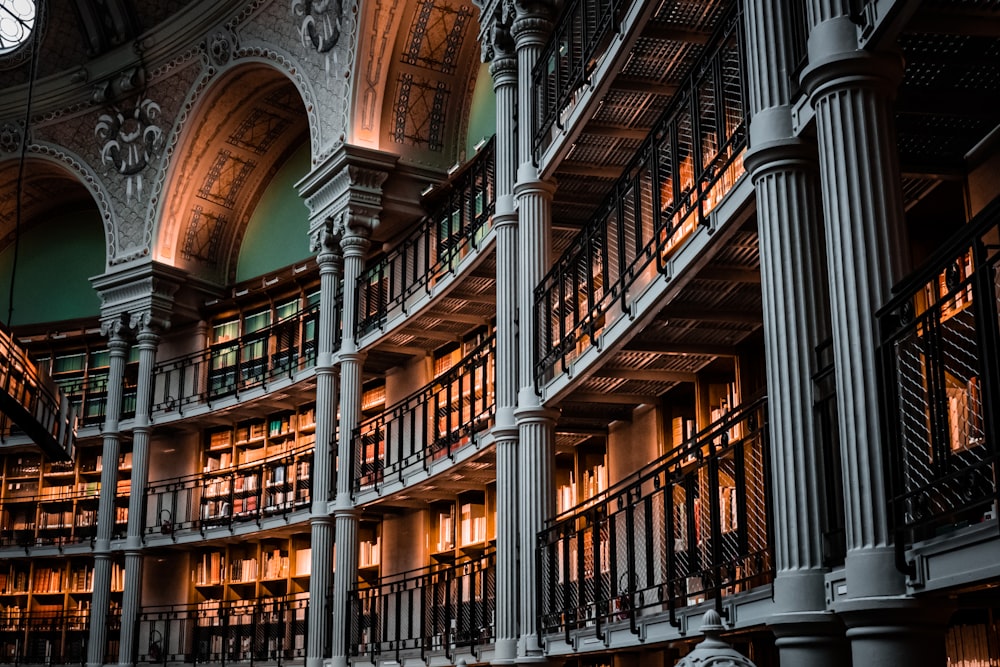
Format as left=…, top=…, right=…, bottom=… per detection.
left=94, top=96, right=165, bottom=204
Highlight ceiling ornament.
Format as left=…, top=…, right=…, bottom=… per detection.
left=0, top=122, right=21, bottom=154
left=291, top=0, right=343, bottom=78
left=94, top=96, right=165, bottom=204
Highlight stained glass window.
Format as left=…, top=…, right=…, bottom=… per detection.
left=0, top=0, right=35, bottom=55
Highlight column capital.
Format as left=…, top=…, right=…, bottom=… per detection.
left=92, top=260, right=188, bottom=333
left=511, top=2, right=554, bottom=46
left=339, top=224, right=372, bottom=259
left=801, top=30, right=904, bottom=103
left=100, top=314, right=133, bottom=345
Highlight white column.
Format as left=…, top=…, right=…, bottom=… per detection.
left=512, top=5, right=558, bottom=660
left=489, top=22, right=520, bottom=665
left=88, top=317, right=130, bottom=667
left=802, top=0, right=907, bottom=599
left=742, top=1, right=846, bottom=661
left=802, top=4, right=947, bottom=665
left=118, top=321, right=159, bottom=666
left=307, top=237, right=342, bottom=667
left=329, top=226, right=369, bottom=667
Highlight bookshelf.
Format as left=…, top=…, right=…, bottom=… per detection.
left=555, top=439, right=608, bottom=516
left=0, top=446, right=130, bottom=547
left=0, top=557, right=122, bottom=661
left=199, top=404, right=316, bottom=525
left=190, top=535, right=312, bottom=605
left=358, top=521, right=381, bottom=585
left=427, top=485, right=496, bottom=564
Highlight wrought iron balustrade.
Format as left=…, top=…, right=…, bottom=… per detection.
left=144, top=445, right=313, bottom=538
left=352, top=336, right=495, bottom=494
left=537, top=397, right=771, bottom=639
left=134, top=595, right=308, bottom=665
left=0, top=608, right=91, bottom=665
left=0, top=485, right=102, bottom=548
left=532, top=0, right=623, bottom=157
left=534, top=12, right=747, bottom=386
left=0, top=324, right=76, bottom=458
left=878, top=196, right=1000, bottom=557
left=356, top=138, right=495, bottom=338
left=150, top=303, right=321, bottom=415
left=348, top=550, right=495, bottom=661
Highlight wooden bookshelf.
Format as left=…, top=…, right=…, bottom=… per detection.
left=190, top=534, right=311, bottom=604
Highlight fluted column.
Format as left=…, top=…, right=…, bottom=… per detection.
left=118, top=321, right=159, bottom=666
left=307, top=236, right=342, bottom=667
left=512, top=5, right=557, bottom=660
left=802, top=1, right=907, bottom=598
left=802, top=5, right=948, bottom=666
left=329, top=226, right=369, bottom=667
left=743, top=1, right=846, bottom=661
left=88, top=317, right=130, bottom=667
left=489, top=23, right=520, bottom=665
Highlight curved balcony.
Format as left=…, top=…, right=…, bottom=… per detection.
left=150, top=302, right=324, bottom=419
left=0, top=608, right=91, bottom=665
left=353, top=336, right=495, bottom=498
left=143, top=444, right=313, bottom=544
left=0, top=324, right=76, bottom=459
left=879, top=195, right=1000, bottom=565
left=349, top=549, right=495, bottom=663
left=134, top=595, right=309, bottom=665
left=534, top=13, right=747, bottom=392
left=356, top=138, right=495, bottom=346
left=538, top=397, right=771, bottom=641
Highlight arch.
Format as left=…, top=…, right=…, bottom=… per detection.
left=0, top=154, right=106, bottom=326
left=151, top=58, right=314, bottom=287
left=349, top=0, right=486, bottom=168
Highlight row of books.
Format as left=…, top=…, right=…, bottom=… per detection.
left=359, top=538, right=381, bottom=569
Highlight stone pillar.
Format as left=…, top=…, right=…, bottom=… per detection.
left=511, top=4, right=558, bottom=660
left=307, top=235, right=342, bottom=667
left=742, top=1, right=845, bottom=663
left=802, top=0, right=907, bottom=599
left=488, top=18, right=520, bottom=665
left=801, top=3, right=945, bottom=665
left=329, top=225, right=370, bottom=667
left=88, top=316, right=130, bottom=667
left=118, top=320, right=160, bottom=666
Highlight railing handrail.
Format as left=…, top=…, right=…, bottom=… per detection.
left=349, top=546, right=495, bottom=592
left=545, top=393, right=767, bottom=529
left=354, top=334, right=496, bottom=434
left=878, top=194, right=1000, bottom=319
left=153, top=302, right=321, bottom=373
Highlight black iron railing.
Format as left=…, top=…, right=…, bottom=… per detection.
left=0, top=608, right=91, bottom=665
left=150, top=303, right=321, bottom=415
left=538, top=397, right=771, bottom=639
left=352, top=336, right=495, bottom=494
left=0, top=485, right=101, bottom=548
left=356, top=138, right=495, bottom=338
left=534, top=12, right=747, bottom=386
left=144, top=445, right=313, bottom=538
left=532, top=0, right=623, bottom=157
left=133, top=596, right=308, bottom=665
left=878, top=196, right=1000, bottom=561
left=348, top=550, right=495, bottom=661
left=0, top=325, right=76, bottom=458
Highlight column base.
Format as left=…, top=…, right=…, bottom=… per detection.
left=836, top=597, right=952, bottom=667
left=770, top=611, right=847, bottom=667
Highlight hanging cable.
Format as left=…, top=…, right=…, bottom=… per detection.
left=6, top=0, right=42, bottom=328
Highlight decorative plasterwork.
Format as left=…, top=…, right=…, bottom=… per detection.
left=94, top=96, right=166, bottom=204
left=91, top=260, right=190, bottom=334
left=402, top=0, right=472, bottom=75
left=392, top=73, right=449, bottom=151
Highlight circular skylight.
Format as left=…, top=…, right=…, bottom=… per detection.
left=0, top=0, right=35, bottom=55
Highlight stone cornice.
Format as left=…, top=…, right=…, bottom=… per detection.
left=297, top=143, right=398, bottom=248
left=90, top=260, right=191, bottom=333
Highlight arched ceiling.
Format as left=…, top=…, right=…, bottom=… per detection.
left=0, top=159, right=96, bottom=256
left=155, top=65, right=309, bottom=285
left=353, top=0, right=484, bottom=168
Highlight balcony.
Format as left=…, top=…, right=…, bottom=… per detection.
left=534, top=12, right=747, bottom=389
left=133, top=595, right=308, bottom=665
left=0, top=608, right=91, bottom=665
left=538, top=397, right=771, bottom=641
left=0, top=325, right=75, bottom=459
left=349, top=549, right=495, bottom=663
left=356, top=138, right=495, bottom=343
left=353, top=336, right=495, bottom=497
left=879, top=196, right=1000, bottom=568
left=144, top=445, right=313, bottom=543
left=150, top=302, right=322, bottom=418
